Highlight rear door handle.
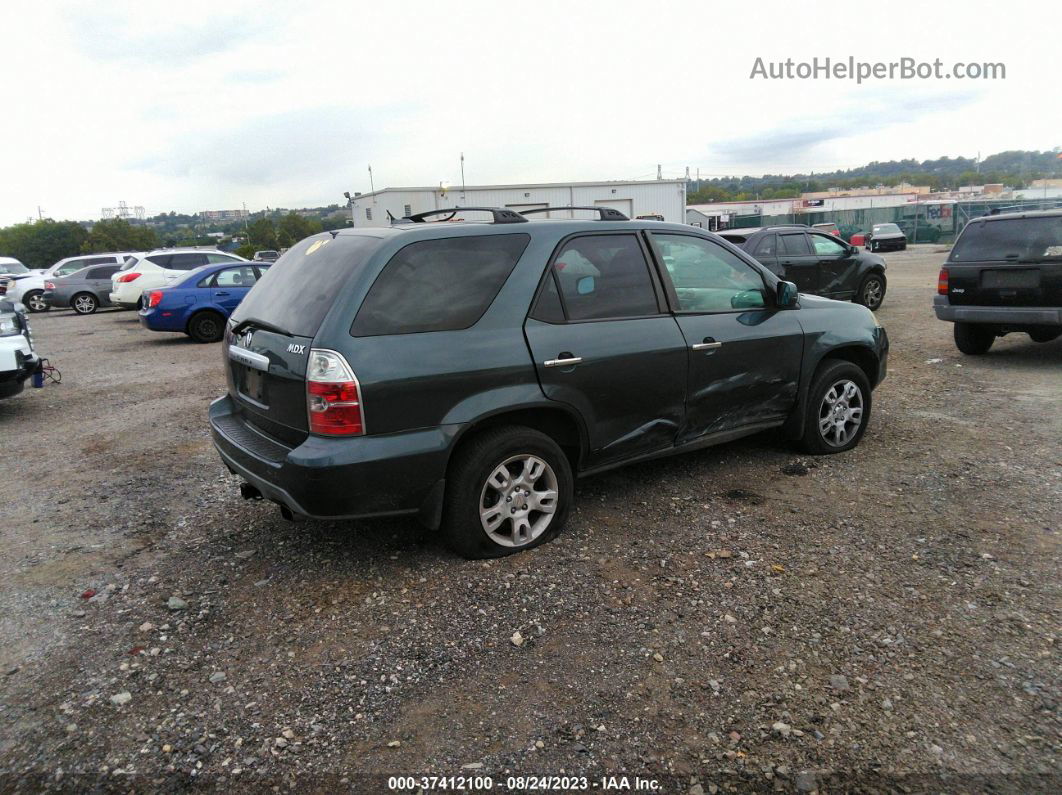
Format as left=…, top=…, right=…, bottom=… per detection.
left=543, top=356, right=583, bottom=368
left=215, top=291, right=230, bottom=296
left=691, top=339, right=722, bottom=351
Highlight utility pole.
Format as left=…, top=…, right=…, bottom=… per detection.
left=37, top=206, right=43, bottom=220
left=368, top=165, right=376, bottom=202
left=657, top=164, right=662, bottom=180
left=460, top=153, right=466, bottom=195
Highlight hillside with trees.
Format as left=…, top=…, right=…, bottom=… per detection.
left=687, top=149, right=1062, bottom=204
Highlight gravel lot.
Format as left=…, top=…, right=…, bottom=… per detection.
left=1, top=245, right=1059, bottom=792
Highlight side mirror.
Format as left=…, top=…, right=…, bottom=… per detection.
left=776, top=280, right=798, bottom=309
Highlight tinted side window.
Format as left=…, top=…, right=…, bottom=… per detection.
left=653, top=233, right=766, bottom=312
left=552, top=234, right=658, bottom=321
left=168, top=253, right=209, bottom=270
left=351, top=234, right=530, bottom=336
left=85, top=256, right=117, bottom=266
left=88, top=266, right=120, bottom=279
left=146, top=254, right=174, bottom=268
left=779, top=233, right=811, bottom=256
left=810, top=234, right=846, bottom=256
left=530, top=270, right=565, bottom=323
left=753, top=234, right=778, bottom=257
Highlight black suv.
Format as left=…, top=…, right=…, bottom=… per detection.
left=934, top=209, right=1062, bottom=354
left=210, top=208, right=888, bottom=558
left=720, top=226, right=888, bottom=310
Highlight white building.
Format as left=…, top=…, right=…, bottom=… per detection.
left=348, top=179, right=687, bottom=228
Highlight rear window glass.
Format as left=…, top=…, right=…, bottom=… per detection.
left=232, top=234, right=383, bottom=337
left=950, top=216, right=1062, bottom=262
left=351, top=234, right=530, bottom=336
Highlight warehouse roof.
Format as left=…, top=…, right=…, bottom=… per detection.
left=352, top=178, right=686, bottom=200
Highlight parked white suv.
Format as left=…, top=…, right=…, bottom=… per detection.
left=110, top=249, right=247, bottom=309
left=7, top=252, right=139, bottom=312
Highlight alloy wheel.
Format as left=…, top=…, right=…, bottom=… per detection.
left=478, top=454, right=559, bottom=548
left=818, top=379, right=864, bottom=448
left=73, top=295, right=96, bottom=314
left=26, top=292, right=48, bottom=312
left=863, top=278, right=883, bottom=309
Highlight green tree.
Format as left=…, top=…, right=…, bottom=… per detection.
left=81, top=218, right=158, bottom=254
left=277, top=211, right=322, bottom=244
left=246, top=218, right=277, bottom=249
left=0, top=219, right=89, bottom=268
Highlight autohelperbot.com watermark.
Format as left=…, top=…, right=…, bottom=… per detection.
left=750, top=56, right=1005, bottom=83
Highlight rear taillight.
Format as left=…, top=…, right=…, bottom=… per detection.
left=147, top=290, right=163, bottom=308
left=116, top=272, right=141, bottom=283
left=44, top=281, right=55, bottom=290
left=306, top=349, right=364, bottom=436
left=937, top=267, right=949, bottom=295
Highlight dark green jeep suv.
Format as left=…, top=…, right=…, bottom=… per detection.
left=210, top=207, right=888, bottom=558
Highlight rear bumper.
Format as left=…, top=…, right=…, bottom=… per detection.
left=209, top=395, right=457, bottom=524
left=138, top=308, right=183, bottom=332
left=0, top=343, right=39, bottom=399
left=933, top=296, right=1062, bottom=325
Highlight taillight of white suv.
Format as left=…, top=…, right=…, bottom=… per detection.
left=115, top=273, right=141, bottom=284
left=306, top=349, right=364, bottom=435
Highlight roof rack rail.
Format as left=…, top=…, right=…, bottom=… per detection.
left=401, top=207, right=528, bottom=224
left=519, top=206, right=629, bottom=221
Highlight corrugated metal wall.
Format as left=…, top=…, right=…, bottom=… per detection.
left=349, top=181, right=686, bottom=228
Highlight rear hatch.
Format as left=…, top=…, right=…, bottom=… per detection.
left=223, top=233, right=384, bottom=446
left=945, top=215, right=1062, bottom=307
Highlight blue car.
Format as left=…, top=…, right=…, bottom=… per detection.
left=139, top=262, right=269, bottom=342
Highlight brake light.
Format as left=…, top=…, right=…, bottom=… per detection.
left=147, top=290, right=163, bottom=308
left=937, top=267, right=949, bottom=295
left=45, top=281, right=55, bottom=290
left=306, top=349, right=364, bottom=436
left=116, top=272, right=141, bottom=283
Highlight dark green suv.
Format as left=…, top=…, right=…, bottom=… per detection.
left=210, top=207, right=888, bottom=558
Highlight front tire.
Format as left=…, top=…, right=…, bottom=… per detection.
left=187, top=311, right=225, bottom=343
left=797, top=360, right=872, bottom=455
left=24, top=290, right=49, bottom=313
left=855, top=273, right=886, bottom=310
left=442, top=426, right=573, bottom=559
left=954, top=322, right=995, bottom=355
left=71, top=293, right=98, bottom=315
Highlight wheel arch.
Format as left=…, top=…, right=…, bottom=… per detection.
left=448, top=403, right=588, bottom=475
left=184, top=306, right=226, bottom=335
left=782, top=343, right=881, bottom=439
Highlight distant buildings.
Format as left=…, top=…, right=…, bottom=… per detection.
left=200, top=208, right=249, bottom=221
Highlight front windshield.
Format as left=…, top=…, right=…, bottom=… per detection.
left=1, top=261, right=29, bottom=274
left=874, top=224, right=901, bottom=234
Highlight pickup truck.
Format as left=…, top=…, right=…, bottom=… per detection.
left=934, top=209, right=1062, bottom=354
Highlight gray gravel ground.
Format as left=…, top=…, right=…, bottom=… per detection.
left=0, top=244, right=1059, bottom=792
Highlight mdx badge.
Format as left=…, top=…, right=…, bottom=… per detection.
left=287, top=343, right=307, bottom=355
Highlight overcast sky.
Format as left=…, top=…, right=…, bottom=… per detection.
left=2, top=0, right=1058, bottom=225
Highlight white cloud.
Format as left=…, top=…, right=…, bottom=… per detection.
left=0, top=0, right=1058, bottom=225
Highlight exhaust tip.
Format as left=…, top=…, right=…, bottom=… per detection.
left=239, top=482, right=263, bottom=501
left=279, top=504, right=299, bottom=522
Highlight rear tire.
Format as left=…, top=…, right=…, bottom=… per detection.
left=442, top=425, right=573, bottom=559
left=797, top=360, right=872, bottom=455
left=1028, top=326, right=1061, bottom=344
left=187, top=311, right=225, bottom=343
left=855, top=273, right=886, bottom=310
left=71, top=293, right=98, bottom=315
left=24, top=290, right=49, bottom=313
left=954, top=322, right=995, bottom=355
